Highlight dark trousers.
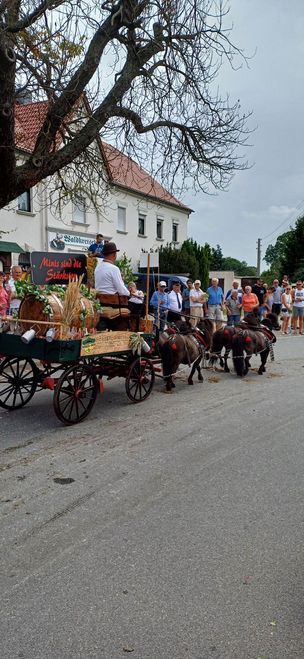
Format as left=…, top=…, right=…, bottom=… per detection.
left=272, top=303, right=281, bottom=316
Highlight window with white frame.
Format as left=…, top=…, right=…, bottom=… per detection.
left=138, top=213, right=146, bottom=236
left=156, top=218, right=163, bottom=240
left=18, top=190, right=31, bottom=212
left=117, top=206, right=126, bottom=232
left=172, top=222, right=179, bottom=243
left=73, top=195, right=86, bottom=223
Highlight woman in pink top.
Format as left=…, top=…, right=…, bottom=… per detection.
left=0, top=273, right=10, bottom=315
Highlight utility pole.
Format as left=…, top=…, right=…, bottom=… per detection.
left=257, top=238, right=261, bottom=276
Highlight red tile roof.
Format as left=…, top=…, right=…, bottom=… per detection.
left=15, top=101, right=49, bottom=152
left=15, top=101, right=190, bottom=211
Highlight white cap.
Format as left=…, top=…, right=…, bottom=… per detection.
left=194, top=279, right=201, bottom=285
left=159, top=281, right=167, bottom=287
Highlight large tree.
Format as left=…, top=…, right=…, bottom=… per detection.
left=0, top=0, right=249, bottom=209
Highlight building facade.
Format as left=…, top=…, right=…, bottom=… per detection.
left=0, top=101, right=191, bottom=272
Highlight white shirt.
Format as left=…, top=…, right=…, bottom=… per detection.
left=293, top=288, right=304, bottom=307
left=94, top=259, right=129, bottom=296
left=190, top=288, right=205, bottom=308
left=129, top=290, right=144, bottom=304
left=7, top=277, right=21, bottom=310
left=168, top=290, right=183, bottom=311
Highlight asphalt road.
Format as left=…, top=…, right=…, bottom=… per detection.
left=1, top=335, right=304, bottom=659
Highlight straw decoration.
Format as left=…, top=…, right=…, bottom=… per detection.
left=61, top=275, right=83, bottom=338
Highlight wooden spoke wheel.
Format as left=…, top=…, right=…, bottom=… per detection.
left=53, top=363, right=98, bottom=425
left=0, top=357, right=37, bottom=410
left=125, top=357, right=155, bottom=403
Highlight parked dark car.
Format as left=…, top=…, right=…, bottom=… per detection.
left=133, top=272, right=189, bottom=298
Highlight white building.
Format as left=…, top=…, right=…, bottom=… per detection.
left=0, top=100, right=191, bottom=272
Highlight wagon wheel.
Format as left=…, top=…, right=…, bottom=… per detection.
left=53, top=363, right=98, bottom=425
left=0, top=357, right=37, bottom=410
left=125, top=357, right=155, bottom=403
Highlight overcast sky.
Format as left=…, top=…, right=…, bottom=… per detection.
left=185, top=0, right=304, bottom=268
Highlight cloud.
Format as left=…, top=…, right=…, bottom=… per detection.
left=242, top=205, right=299, bottom=221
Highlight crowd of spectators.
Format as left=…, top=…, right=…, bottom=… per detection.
left=150, top=275, right=304, bottom=335
left=1, top=257, right=304, bottom=338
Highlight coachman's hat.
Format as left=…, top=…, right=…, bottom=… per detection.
left=103, top=242, right=120, bottom=256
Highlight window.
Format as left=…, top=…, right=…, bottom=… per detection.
left=117, top=206, right=126, bottom=232
left=138, top=214, right=146, bottom=236
left=73, top=195, right=86, bottom=223
left=156, top=218, right=163, bottom=240
left=172, top=222, right=179, bottom=243
left=18, top=190, right=31, bottom=212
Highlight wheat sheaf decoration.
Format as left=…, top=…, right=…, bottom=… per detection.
left=61, top=275, right=84, bottom=337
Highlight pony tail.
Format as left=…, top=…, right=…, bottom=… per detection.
left=232, top=335, right=245, bottom=376
left=210, top=330, right=223, bottom=357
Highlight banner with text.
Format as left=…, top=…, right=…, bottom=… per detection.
left=31, top=252, right=87, bottom=285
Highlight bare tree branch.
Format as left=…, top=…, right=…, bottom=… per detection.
left=0, top=0, right=251, bottom=209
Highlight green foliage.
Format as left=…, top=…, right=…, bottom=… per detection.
left=221, top=256, right=257, bottom=276
left=210, top=244, right=224, bottom=270
left=264, top=231, right=292, bottom=273
left=181, top=238, right=211, bottom=289
left=260, top=268, right=278, bottom=285
left=279, top=217, right=304, bottom=281
left=115, top=252, right=134, bottom=285
left=264, top=216, right=304, bottom=282
left=159, top=244, right=199, bottom=279
left=14, top=280, right=102, bottom=315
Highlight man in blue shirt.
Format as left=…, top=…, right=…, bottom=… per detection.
left=88, top=234, right=104, bottom=257
left=207, top=278, right=224, bottom=329
left=182, top=279, right=193, bottom=315
left=150, top=281, right=169, bottom=331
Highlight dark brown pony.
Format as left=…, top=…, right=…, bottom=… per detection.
left=158, top=318, right=214, bottom=391
left=231, top=323, right=277, bottom=376
left=210, top=312, right=280, bottom=372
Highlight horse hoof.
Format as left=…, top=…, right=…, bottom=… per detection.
left=171, top=382, right=176, bottom=388
left=164, top=388, right=173, bottom=393
left=188, top=380, right=194, bottom=385
left=224, top=367, right=230, bottom=373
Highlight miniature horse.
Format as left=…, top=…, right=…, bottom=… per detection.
left=231, top=323, right=276, bottom=376
left=158, top=318, right=214, bottom=392
left=209, top=312, right=280, bottom=372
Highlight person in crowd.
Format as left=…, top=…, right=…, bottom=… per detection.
left=150, top=281, right=169, bottom=331
left=258, top=283, right=271, bottom=319
left=94, top=242, right=129, bottom=295
left=128, top=281, right=144, bottom=329
left=263, top=286, right=274, bottom=317
left=206, top=277, right=225, bottom=329
left=189, top=279, right=205, bottom=327
left=225, top=289, right=242, bottom=326
left=88, top=233, right=104, bottom=257
left=182, top=279, right=193, bottom=315
left=167, top=281, right=183, bottom=324
left=225, top=280, right=243, bottom=303
left=281, top=274, right=289, bottom=290
left=272, top=279, right=284, bottom=316
left=7, top=265, right=23, bottom=313
left=291, top=280, right=304, bottom=335
left=0, top=273, right=10, bottom=316
left=280, top=285, right=293, bottom=334
left=252, top=278, right=267, bottom=318
left=242, top=285, right=259, bottom=316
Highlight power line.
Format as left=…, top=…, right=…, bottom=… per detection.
left=261, top=199, right=304, bottom=242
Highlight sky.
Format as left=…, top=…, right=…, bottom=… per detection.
left=185, top=0, right=304, bottom=268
